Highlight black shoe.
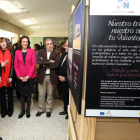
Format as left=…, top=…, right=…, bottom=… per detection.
left=65, top=114, right=68, bottom=119
left=1, top=114, right=6, bottom=118
left=46, top=112, right=51, bottom=118
left=36, top=112, right=44, bottom=117
left=59, top=111, right=67, bottom=115
left=8, top=113, right=13, bottom=117
left=18, top=110, right=25, bottom=119
left=26, top=110, right=30, bottom=118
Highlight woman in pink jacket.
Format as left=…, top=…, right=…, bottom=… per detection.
left=14, top=36, right=36, bottom=119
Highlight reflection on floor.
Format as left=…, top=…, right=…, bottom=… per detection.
left=0, top=98, right=68, bottom=140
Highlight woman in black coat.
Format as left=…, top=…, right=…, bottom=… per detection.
left=0, top=65, right=1, bottom=83
left=58, top=41, right=69, bottom=119
left=0, top=37, right=14, bottom=118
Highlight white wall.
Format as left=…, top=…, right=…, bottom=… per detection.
left=0, top=18, right=28, bottom=36
left=28, top=31, right=68, bottom=37
left=0, top=30, right=15, bottom=37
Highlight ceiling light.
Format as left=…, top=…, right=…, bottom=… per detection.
left=20, top=18, right=36, bottom=25
left=0, top=1, right=21, bottom=13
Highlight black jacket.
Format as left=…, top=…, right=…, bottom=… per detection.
left=40, top=45, right=44, bottom=49
left=0, top=65, right=1, bottom=77
left=58, top=52, right=68, bottom=81
left=0, top=50, right=14, bottom=79
left=9, top=51, right=14, bottom=79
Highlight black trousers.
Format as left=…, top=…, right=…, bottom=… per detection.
left=61, top=82, right=69, bottom=113
left=0, top=86, right=13, bottom=115
left=16, top=81, right=20, bottom=98
left=12, top=70, right=20, bottom=98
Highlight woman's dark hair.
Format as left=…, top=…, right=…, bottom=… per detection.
left=34, top=44, right=40, bottom=50
left=58, top=42, right=66, bottom=53
left=56, top=45, right=65, bottom=53
left=0, top=37, right=10, bottom=50
left=13, top=43, right=18, bottom=50
left=60, top=42, right=66, bottom=46
left=18, top=36, right=30, bottom=50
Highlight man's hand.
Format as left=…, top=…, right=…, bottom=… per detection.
left=8, top=78, right=12, bottom=83
left=41, top=57, right=43, bottom=60
left=0, top=59, right=9, bottom=67
left=0, top=77, right=2, bottom=83
left=50, top=60, right=55, bottom=63
left=59, top=76, right=65, bottom=82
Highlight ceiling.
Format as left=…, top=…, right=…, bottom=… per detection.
left=0, top=0, right=79, bottom=32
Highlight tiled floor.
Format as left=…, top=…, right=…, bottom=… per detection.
left=0, top=98, right=68, bottom=140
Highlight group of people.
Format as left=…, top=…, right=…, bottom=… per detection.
left=0, top=36, right=69, bottom=119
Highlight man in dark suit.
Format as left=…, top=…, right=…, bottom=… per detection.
left=58, top=40, right=69, bottom=119
left=40, top=42, right=44, bottom=49
left=36, top=38, right=60, bottom=118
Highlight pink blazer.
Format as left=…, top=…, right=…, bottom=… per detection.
left=14, top=48, right=36, bottom=79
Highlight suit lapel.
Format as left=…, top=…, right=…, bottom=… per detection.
left=47, top=49, right=54, bottom=59
left=44, top=49, right=47, bottom=59
left=50, top=50, right=54, bottom=59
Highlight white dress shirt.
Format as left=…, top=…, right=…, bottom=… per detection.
left=45, top=50, right=53, bottom=74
